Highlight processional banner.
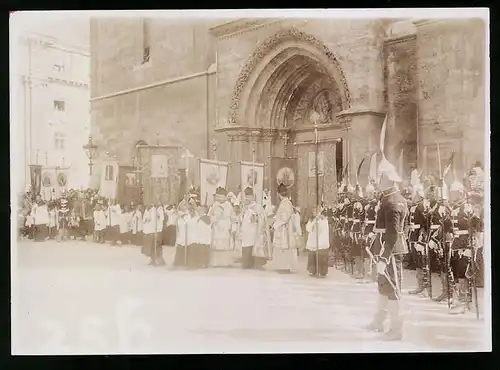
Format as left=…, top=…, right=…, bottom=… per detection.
left=136, top=146, right=180, bottom=205
left=270, top=157, right=298, bottom=206
left=199, top=158, right=228, bottom=206
left=40, top=166, right=70, bottom=200
left=29, top=165, right=42, bottom=200
left=99, top=160, right=119, bottom=200
left=240, top=161, right=265, bottom=204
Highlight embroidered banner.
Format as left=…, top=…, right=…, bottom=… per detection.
left=100, top=161, right=119, bottom=199
left=29, top=164, right=42, bottom=200
left=199, top=158, right=228, bottom=206
left=308, top=151, right=325, bottom=178
left=240, top=161, right=265, bottom=204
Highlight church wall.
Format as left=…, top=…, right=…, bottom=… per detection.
left=214, top=19, right=389, bottom=129
left=89, top=74, right=215, bottom=190
left=90, top=18, right=216, bottom=99
left=384, top=33, right=419, bottom=179
left=416, top=19, right=486, bottom=179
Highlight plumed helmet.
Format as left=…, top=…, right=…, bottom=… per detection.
left=215, top=186, right=227, bottom=196
left=377, top=158, right=402, bottom=184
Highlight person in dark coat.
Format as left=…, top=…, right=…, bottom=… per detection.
left=366, top=158, right=409, bottom=341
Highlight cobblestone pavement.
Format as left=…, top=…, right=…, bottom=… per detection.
left=12, top=239, right=490, bottom=354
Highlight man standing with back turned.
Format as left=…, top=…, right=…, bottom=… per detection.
left=366, top=157, right=409, bottom=341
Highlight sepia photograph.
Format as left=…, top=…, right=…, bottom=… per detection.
left=9, top=9, right=490, bottom=354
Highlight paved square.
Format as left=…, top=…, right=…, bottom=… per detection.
left=12, top=240, right=489, bottom=354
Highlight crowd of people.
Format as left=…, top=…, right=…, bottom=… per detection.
left=17, top=160, right=485, bottom=341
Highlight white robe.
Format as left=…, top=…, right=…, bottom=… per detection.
left=142, top=208, right=156, bottom=235
left=306, top=217, right=330, bottom=251
left=176, top=214, right=198, bottom=246
left=130, top=210, right=143, bottom=234
left=106, top=205, right=122, bottom=227
left=208, top=201, right=233, bottom=251
left=120, top=212, right=133, bottom=234
left=33, top=204, right=49, bottom=226
left=93, top=210, right=107, bottom=231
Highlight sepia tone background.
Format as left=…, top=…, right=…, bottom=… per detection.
left=89, top=18, right=486, bottom=210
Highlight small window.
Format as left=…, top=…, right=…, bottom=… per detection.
left=105, top=165, right=115, bottom=181
left=54, top=100, right=65, bottom=111
left=143, top=46, right=150, bottom=64
left=54, top=132, right=65, bottom=150
left=142, top=19, right=151, bottom=64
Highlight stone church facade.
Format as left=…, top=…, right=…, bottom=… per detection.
left=90, top=18, right=486, bottom=207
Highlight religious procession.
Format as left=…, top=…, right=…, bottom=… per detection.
left=17, top=115, right=485, bottom=342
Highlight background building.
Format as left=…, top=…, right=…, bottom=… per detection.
left=11, top=17, right=91, bottom=194
left=90, top=18, right=486, bottom=209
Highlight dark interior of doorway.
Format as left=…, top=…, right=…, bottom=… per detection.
left=336, top=138, right=343, bottom=184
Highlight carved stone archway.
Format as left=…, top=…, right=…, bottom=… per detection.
left=228, top=28, right=352, bottom=128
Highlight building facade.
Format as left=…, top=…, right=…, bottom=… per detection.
left=90, top=18, right=486, bottom=208
left=13, top=31, right=91, bottom=193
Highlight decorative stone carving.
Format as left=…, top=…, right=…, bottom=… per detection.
left=227, top=28, right=352, bottom=126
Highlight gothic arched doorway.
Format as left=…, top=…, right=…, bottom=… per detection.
left=226, top=29, right=351, bottom=209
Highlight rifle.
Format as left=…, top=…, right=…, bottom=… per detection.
left=423, top=203, right=436, bottom=299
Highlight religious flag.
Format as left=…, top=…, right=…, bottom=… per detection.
left=55, top=167, right=70, bottom=198
left=240, top=161, right=265, bottom=204
left=368, top=153, right=377, bottom=182
left=422, top=146, right=428, bottom=176
left=29, top=164, right=42, bottom=200
left=443, top=151, right=456, bottom=178
left=199, top=158, right=228, bottom=206
left=100, top=160, right=119, bottom=199
left=379, top=114, right=388, bottom=159
left=270, top=157, right=297, bottom=205
left=41, top=167, right=56, bottom=201
left=398, top=148, right=404, bottom=180
left=356, top=157, right=366, bottom=185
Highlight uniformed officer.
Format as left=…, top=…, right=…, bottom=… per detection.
left=428, top=180, right=454, bottom=303
left=366, top=158, right=408, bottom=341
left=362, top=183, right=379, bottom=282
left=352, top=185, right=365, bottom=279
left=408, top=176, right=430, bottom=297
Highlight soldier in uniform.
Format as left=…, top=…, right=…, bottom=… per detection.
left=351, top=185, right=365, bottom=279
left=448, top=179, right=473, bottom=313
left=362, top=182, right=378, bottom=281
left=427, top=180, right=454, bottom=303
left=408, top=173, right=431, bottom=297
left=344, top=189, right=356, bottom=275
left=366, top=158, right=408, bottom=341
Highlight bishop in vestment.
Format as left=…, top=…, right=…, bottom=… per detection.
left=240, top=187, right=272, bottom=269
left=208, top=187, right=234, bottom=267
left=270, top=183, right=297, bottom=273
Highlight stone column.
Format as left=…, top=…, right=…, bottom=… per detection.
left=336, top=110, right=384, bottom=185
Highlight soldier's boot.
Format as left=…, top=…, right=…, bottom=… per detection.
left=432, top=273, right=448, bottom=302
left=365, top=295, right=388, bottom=333
left=419, top=267, right=431, bottom=298
left=383, top=299, right=403, bottom=341
left=450, top=279, right=467, bottom=314
left=409, top=268, right=425, bottom=294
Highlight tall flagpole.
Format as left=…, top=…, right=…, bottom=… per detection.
left=313, top=112, right=320, bottom=278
